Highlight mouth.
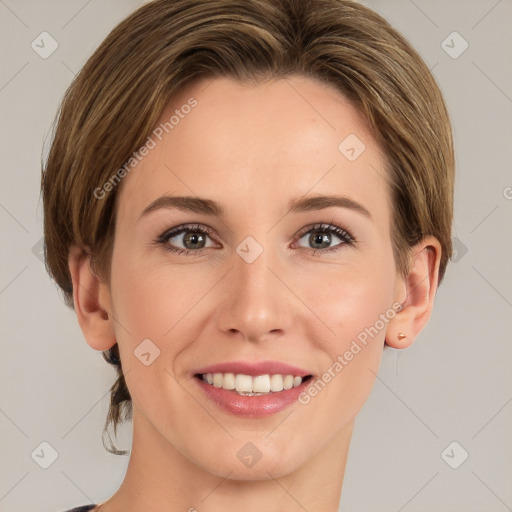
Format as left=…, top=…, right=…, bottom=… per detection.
left=192, top=363, right=313, bottom=418
left=195, top=372, right=312, bottom=396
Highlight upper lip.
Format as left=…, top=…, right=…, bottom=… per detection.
left=194, top=360, right=311, bottom=377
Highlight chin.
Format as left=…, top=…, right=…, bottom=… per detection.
left=196, top=434, right=309, bottom=481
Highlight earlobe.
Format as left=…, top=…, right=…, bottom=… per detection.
left=68, top=245, right=117, bottom=351
left=386, top=236, right=442, bottom=349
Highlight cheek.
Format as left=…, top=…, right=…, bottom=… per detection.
left=109, top=257, right=214, bottom=355
left=108, top=252, right=212, bottom=423
left=108, top=249, right=227, bottom=398
left=293, top=253, right=397, bottom=411
left=299, top=252, right=396, bottom=347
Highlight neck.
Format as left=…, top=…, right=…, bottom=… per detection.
left=101, top=408, right=353, bottom=512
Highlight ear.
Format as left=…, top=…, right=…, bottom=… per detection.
left=386, top=236, right=442, bottom=349
left=68, top=245, right=117, bottom=351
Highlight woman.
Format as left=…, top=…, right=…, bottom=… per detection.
left=42, top=0, right=454, bottom=510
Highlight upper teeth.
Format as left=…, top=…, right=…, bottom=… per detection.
left=201, top=373, right=304, bottom=394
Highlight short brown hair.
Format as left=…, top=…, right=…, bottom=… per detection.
left=42, top=0, right=455, bottom=454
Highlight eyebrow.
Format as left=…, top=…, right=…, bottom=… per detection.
left=288, top=195, right=371, bottom=218
left=140, top=194, right=371, bottom=219
left=140, top=195, right=222, bottom=218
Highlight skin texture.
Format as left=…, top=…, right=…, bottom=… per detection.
left=68, top=75, right=441, bottom=512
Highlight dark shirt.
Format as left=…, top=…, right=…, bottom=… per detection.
left=63, top=506, right=96, bottom=512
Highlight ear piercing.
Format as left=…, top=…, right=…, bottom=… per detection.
left=397, top=332, right=407, bottom=340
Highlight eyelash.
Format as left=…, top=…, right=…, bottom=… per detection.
left=154, top=222, right=355, bottom=256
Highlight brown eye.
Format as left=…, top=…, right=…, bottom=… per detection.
left=181, top=231, right=207, bottom=249
left=308, top=231, right=332, bottom=249
left=295, top=224, right=354, bottom=252
left=156, top=224, right=216, bottom=255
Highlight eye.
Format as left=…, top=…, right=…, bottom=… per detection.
left=294, top=223, right=354, bottom=253
left=155, top=221, right=355, bottom=257
left=155, top=224, right=216, bottom=255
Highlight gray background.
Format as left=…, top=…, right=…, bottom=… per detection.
left=0, top=1, right=511, bottom=511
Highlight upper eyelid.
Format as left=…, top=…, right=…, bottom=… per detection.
left=295, top=223, right=353, bottom=239
left=158, top=223, right=214, bottom=238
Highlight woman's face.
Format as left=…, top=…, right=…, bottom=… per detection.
left=106, top=75, right=406, bottom=478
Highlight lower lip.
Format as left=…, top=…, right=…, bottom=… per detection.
left=195, top=377, right=311, bottom=418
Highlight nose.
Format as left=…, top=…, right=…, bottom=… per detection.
left=216, top=244, right=294, bottom=344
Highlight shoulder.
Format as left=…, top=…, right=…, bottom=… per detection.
left=62, top=506, right=97, bottom=512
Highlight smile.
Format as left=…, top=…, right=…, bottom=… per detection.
left=198, top=372, right=308, bottom=395
left=193, top=360, right=313, bottom=417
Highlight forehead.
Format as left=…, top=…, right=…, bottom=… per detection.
left=116, top=75, right=390, bottom=225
